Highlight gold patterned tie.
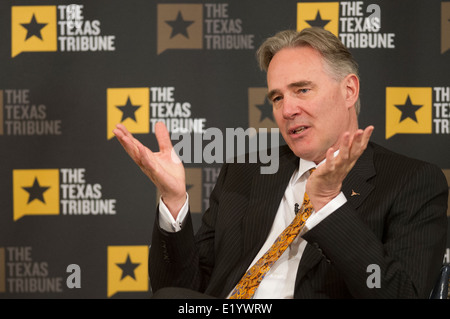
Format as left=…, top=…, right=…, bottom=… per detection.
left=229, top=168, right=316, bottom=299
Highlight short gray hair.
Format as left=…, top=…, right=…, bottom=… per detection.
left=256, top=28, right=361, bottom=115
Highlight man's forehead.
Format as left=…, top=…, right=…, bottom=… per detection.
left=267, top=48, right=325, bottom=80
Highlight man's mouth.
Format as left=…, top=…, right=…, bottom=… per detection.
left=290, top=126, right=308, bottom=135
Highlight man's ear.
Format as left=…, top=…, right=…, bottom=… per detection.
left=343, top=74, right=359, bottom=109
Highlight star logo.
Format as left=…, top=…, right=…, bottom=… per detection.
left=13, top=169, right=60, bottom=221
left=11, top=6, right=58, bottom=58
left=255, top=99, right=274, bottom=122
left=22, top=177, right=50, bottom=204
left=106, top=88, right=149, bottom=140
left=116, top=96, right=141, bottom=122
left=165, top=11, right=195, bottom=39
left=306, top=11, right=331, bottom=29
left=248, top=87, right=278, bottom=130
left=107, top=246, right=148, bottom=297
left=21, top=13, right=48, bottom=41
left=116, top=254, right=140, bottom=281
left=156, top=4, right=203, bottom=54
left=297, top=2, right=339, bottom=36
left=394, top=95, right=423, bottom=123
left=385, top=87, right=432, bottom=139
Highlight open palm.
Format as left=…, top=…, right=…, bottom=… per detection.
left=113, top=122, right=186, bottom=217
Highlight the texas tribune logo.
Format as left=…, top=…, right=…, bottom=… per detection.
left=11, top=5, right=116, bottom=58
left=12, top=168, right=117, bottom=221
left=106, top=86, right=206, bottom=140
left=156, top=3, right=255, bottom=54
left=297, top=1, right=396, bottom=49
left=0, top=89, right=62, bottom=136
left=385, top=87, right=450, bottom=139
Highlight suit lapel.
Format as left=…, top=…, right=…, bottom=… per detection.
left=239, top=147, right=299, bottom=272
left=341, top=143, right=376, bottom=209
left=295, top=143, right=376, bottom=285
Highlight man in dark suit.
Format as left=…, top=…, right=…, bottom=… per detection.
left=113, top=28, right=448, bottom=298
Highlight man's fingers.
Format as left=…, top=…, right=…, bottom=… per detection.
left=324, top=147, right=336, bottom=171
left=348, top=129, right=363, bottom=157
left=155, top=121, right=173, bottom=153
left=356, top=126, right=374, bottom=145
left=362, top=126, right=374, bottom=145
left=114, top=123, right=133, bottom=140
left=330, top=126, right=375, bottom=174
left=137, top=142, right=157, bottom=175
left=339, top=132, right=352, bottom=160
left=119, top=135, right=141, bottom=162
left=114, top=124, right=148, bottom=164
left=114, top=124, right=138, bottom=149
left=350, top=126, right=374, bottom=158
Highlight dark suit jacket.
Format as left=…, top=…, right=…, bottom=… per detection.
left=149, top=142, right=448, bottom=298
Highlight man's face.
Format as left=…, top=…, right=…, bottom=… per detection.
left=267, top=46, right=357, bottom=163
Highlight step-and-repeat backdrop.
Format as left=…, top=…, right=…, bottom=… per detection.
left=1, top=0, right=449, bottom=298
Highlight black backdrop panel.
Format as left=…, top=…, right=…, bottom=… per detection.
left=1, top=0, right=449, bottom=298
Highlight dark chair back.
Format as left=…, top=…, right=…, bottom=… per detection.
left=429, top=264, right=450, bottom=299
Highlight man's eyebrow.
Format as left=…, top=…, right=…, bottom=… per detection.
left=288, top=80, right=314, bottom=89
left=267, top=81, right=314, bottom=101
left=267, top=89, right=281, bottom=101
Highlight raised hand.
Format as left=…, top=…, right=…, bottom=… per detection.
left=113, top=122, right=186, bottom=218
left=306, top=126, right=374, bottom=211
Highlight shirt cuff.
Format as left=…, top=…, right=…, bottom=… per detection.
left=304, top=192, right=347, bottom=230
left=158, top=193, right=189, bottom=232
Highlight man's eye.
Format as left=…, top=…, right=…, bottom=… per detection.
left=299, top=88, right=310, bottom=94
left=272, top=96, right=282, bottom=103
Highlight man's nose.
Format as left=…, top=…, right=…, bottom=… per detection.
left=282, top=94, right=301, bottom=119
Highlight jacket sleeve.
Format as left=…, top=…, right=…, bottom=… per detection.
left=303, top=162, right=448, bottom=298
left=148, top=163, right=229, bottom=294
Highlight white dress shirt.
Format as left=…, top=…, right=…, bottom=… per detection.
left=158, top=156, right=347, bottom=298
